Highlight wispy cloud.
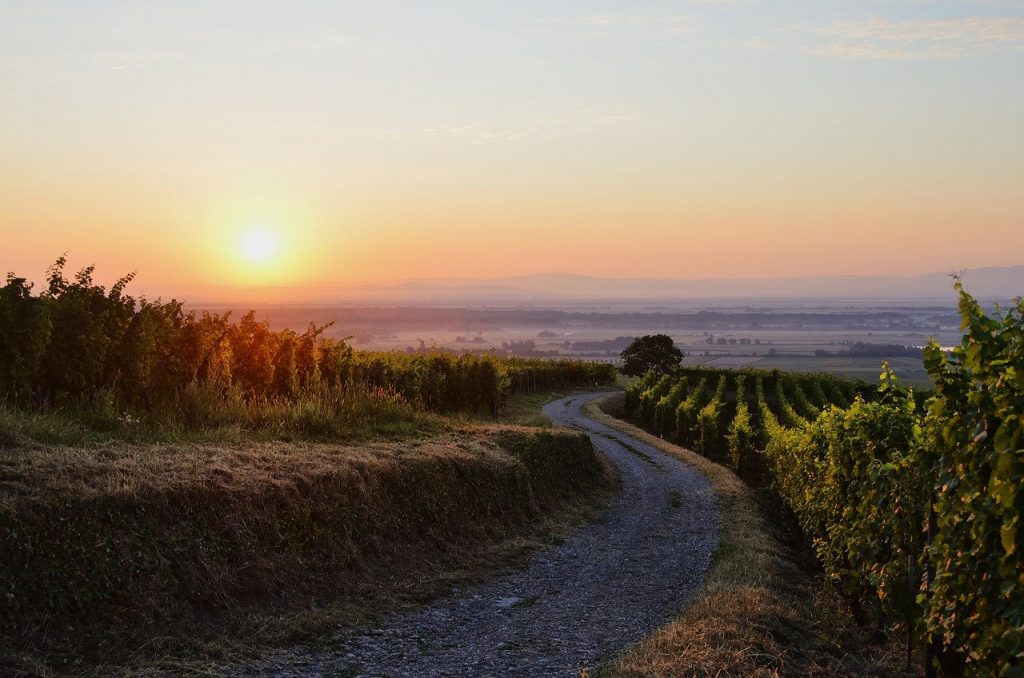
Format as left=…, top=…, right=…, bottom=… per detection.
left=794, top=16, right=1024, bottom=59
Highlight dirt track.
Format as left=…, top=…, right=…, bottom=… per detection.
left=235, top=392, right=718, bottom=677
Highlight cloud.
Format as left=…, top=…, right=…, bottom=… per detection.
left=795, top=16, right=1024, bottom=59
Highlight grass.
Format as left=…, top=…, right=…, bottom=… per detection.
left=747, top=355, right=932, bottom=388
left=585, top=394, right=915, bottom=677
left=0, top=385, right=435, bottom=448
left=0, top=423, right=616, bottom=676
left=477, top=386, right=622, bottom=428
left=494, top=392, right=559, bottom=427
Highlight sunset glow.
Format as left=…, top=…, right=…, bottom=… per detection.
left=241, top=228, right=280, bottom=265
left=1, top=1, right=1022, bottom=300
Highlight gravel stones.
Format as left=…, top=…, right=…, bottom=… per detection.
left=232, top=392, right=719, bottom=677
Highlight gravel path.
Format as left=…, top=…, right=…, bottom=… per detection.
left=234, top=392, right=718, bottom=677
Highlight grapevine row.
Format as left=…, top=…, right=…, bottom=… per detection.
left=623, top=284, right=1023, bottom=674
left=0, top=262, right=615, bottom=417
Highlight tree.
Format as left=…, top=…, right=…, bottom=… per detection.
left=619, top=334, right=683, bottom=376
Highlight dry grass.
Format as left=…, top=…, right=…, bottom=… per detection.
left=585, top=394, right=912, bottom=677
left=0, top=425, right=616, bottom=676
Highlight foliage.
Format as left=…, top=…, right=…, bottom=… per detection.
left=922, top=283, right=1024, bottom=674
left=619, top=334, right=683, bottom=377
left=627, top=365, right=860, bottom=468
left=789, top=380, right=821, bottom=420
left=624, top=370, right=660, bottom=418
left=807, top=379, right=830, bottom=409
left=774, top=379, right=809, bottom=429
left=755, top=283, right=1023, bottom=675
left=695, top=374, right=727, bottom=459
left=726, top=375, right=755, bottom=475
left=674, top=376, right=708, bottom=443
left=766, top=370, right=928, bottom=635
left=638, top=374, right=675, bottom=429
left=0, top=260, right=615, bottom=431
left=654, top=377, right=688, bottom=437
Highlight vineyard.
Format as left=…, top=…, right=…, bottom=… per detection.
left=0, top=260, right=615, bottom=438
left=625, top=283, right=1023, bottom=676
left=625, top=363, right=872, bottom=485
left=0, top=261, right=619, bottom=672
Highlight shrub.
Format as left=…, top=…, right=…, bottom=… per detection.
left=654, top=377, right=688, bottom=438
left=695, top=374, right=728, bottom=459
left=922, top=283, right=1024, bottom=674
left=0, top=260, right=615, bottom=429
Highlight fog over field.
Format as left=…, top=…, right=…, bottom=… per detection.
left=186, top=266, right=1023, bottom=387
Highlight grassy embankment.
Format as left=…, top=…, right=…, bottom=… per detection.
left=588, top=394, right=909, bottom=677
left=0, top=393, right=615, bottom=677
left=1, top=262, right=622, bottom=674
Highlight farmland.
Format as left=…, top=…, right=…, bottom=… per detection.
left=208, top=300, right=966, bottom=388
left=3, top=0, right=1022, bottom=672
left=0, top=266, right=619, bottom=674
left=621, top=283, right=1023, bottom=675
left=1, top=263, right=1020, bottom=676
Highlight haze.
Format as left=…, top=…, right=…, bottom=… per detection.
left=2, top=1, right=1023, bottom=299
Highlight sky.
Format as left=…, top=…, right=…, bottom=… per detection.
left=1, top=0, right=1023, bottom=298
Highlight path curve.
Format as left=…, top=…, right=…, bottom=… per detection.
left=236, top=392, right=718, bottom=677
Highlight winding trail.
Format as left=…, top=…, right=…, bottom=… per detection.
left=237, top=392, right=718, bottom=677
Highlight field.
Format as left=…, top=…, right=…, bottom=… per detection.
left=240, top=302, right=963, bottom=388
left=725, top=354, right=930, bottom=385
left=589, top=395, right=906, bottom=676
left=621, top=285, right=1023, bottom=675
left=1, top=266, right=1019, bottom=676
left=0, top=268, right=621, bottom=674
left=3, top=0, right=1020, bottom=673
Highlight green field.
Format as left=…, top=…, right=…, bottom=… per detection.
left=683, top=354, right=932, bottom=387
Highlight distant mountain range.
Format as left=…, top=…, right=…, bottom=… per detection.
left=347, top=265, right=1024, bottom=302
left=171, top=265, right=1024, bottom=305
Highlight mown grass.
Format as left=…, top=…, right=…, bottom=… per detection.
left=0, top=423, right=616, bottom=677
left=493, top=391, right=558, bottom=427
left=460, top=386, right=618, bottom=429
left=586, top=394, right=914, bottom=677
left=0, top=384, right=435, bottom=449
left=0, top=386, right=608, bottom=450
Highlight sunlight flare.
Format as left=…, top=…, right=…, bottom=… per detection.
left=240, top=227, right=280, bottom=264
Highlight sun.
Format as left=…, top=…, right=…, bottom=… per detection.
left=240, top=228, right=280, bottom=264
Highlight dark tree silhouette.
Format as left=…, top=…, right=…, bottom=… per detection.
left=619, top=334, right=683, bottom=376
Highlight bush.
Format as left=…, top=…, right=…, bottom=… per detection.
left=639, top=374, right=674, bottom=429
left=0, top=260, right=615, bottom=430
left=695, top=374, right=728, bottom=459
left=726, top=376, right=755, bottom=476
left=922, top=283, right=1023, bottom=673
left=654, top=377, right=688, bottom=437
left=765, top=373, right=927, bottom=633
left=759, top=283, right=1023, bottom=674
left=674, top=377, right=708, bottom=444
